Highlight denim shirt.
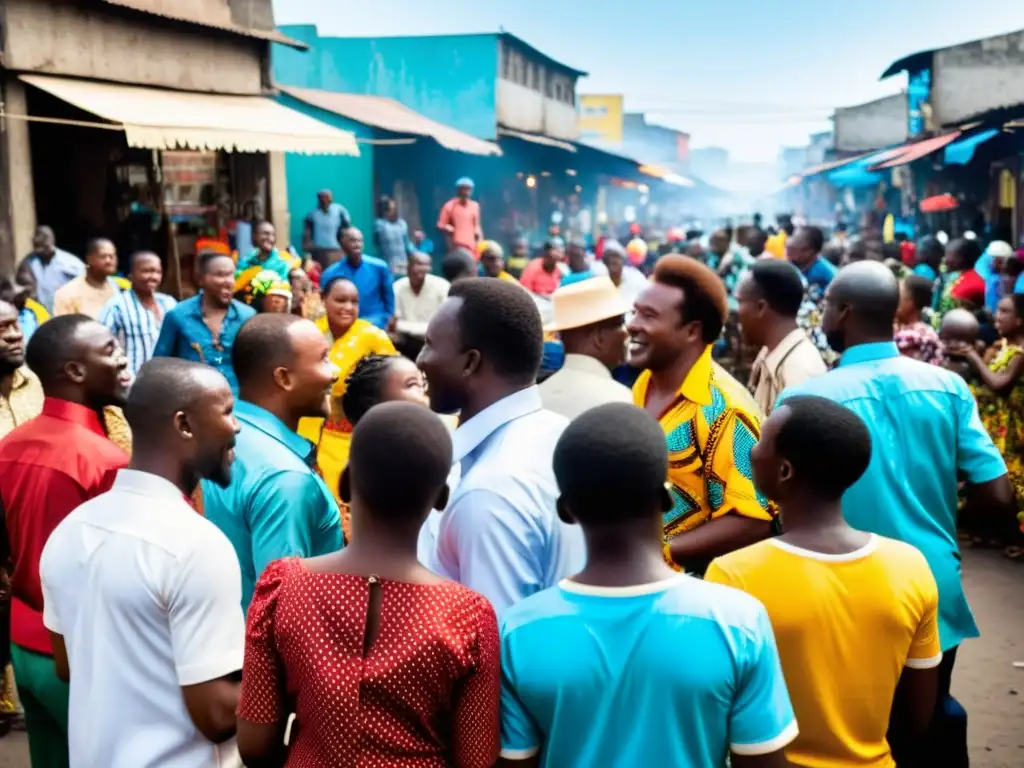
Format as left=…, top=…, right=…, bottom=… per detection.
left=152, top=295, right=256, bottom=394
left=320, top=255, right=395, bottom=329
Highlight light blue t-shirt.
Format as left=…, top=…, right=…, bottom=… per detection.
left=779, top=342, right=1007, bottom=651
left=202, top=400, right=343, bottom=613
left=306, top=203, right=351, bottom=249
left=499, top=575, right=797, bottom=767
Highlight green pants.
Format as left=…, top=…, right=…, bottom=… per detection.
left=10, top=644, right=69, bottom=768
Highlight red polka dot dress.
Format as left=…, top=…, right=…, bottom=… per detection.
left=238, top=557, right=500, bottom=767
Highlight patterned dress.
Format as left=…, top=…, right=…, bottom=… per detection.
left=972, top=341, right=1024, bottom=533
left=238, top=558, right=500, bottom=767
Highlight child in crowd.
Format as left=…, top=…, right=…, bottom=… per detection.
left=895, top=274, right=944, bottom=366
left=939, top=309, right=981, bottom=382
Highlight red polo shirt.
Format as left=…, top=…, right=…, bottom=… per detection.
left=0, top=398, right=128, bottom=655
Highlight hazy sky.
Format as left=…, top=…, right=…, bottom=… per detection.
left=272, top=1, right=1024, bottom=162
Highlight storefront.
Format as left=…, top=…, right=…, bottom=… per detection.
left=12, top=74, right=359, bottom=296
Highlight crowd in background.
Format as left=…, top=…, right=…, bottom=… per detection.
left=0, top=178, right=1020, bottom=768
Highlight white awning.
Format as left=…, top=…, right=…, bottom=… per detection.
left=20, top=74, right=359, bottom=156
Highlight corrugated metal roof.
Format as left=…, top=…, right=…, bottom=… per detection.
left=280, top=86, right=501, bottom=156
left=99, top=0, right=308, bottom=49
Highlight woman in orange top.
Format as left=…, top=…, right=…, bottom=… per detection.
left=298, top=278, right=396, bottom=527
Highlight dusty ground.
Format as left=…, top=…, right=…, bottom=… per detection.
left=0, top=547, right=1019, bottom=767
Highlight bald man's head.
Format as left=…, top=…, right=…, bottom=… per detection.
left=821, top=261, right=899, bottom=353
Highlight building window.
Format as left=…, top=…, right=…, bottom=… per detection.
left=528, top=62, right=537, bottom=90
left=554, top=82, right=562, bottom=101
left=502, top=46, right=511, bottom=80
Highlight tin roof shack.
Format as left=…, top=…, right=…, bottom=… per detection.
left=883, top=28, right=1024, bottom=129
left=0, top=0, right=356, bottom=282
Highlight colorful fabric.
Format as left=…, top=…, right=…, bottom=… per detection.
left=499, top=575, right=797, bottom=766
left=632, top=347, right=776, bottom=564
left=235, top=248, right=302, bottom=296
left=779, top=341, right=1007, bottom=651
left=707, top=535, right=941, bottom=767
left=949, top=268, right=986, bottom=306
left=297, top=317, right=396, bottom=515
left=973, top=342, right=1024, bottom=534
left=895, top=321, right=945, bottom=367
left=240, top=558, right=499, bottom=767
left=18, top=299, right=49, bottom=341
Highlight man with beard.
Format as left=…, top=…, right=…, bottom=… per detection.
left=0, top=315, right=132, bottom=766
left=417, top=278, right=584, bottom=617
left=39, top=358, right=244, bottom=767
left=154, top=252, right=256, bottom=395
left=779, top=261, right=1014, bottom=768
left=100, top=251, right=178, bottom=375
left=201, top=314, right=343, bottom=613
left=628, top=255, right=776, bottom=575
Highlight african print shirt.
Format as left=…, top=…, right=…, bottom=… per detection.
left=633, top=347, right=777, bottom=569
left=797, top=278, right=837, bottom=367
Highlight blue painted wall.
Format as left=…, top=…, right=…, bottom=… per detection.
left=275, top=92, right=376, bottom=248
left=274, top=27, right=499, bottom=140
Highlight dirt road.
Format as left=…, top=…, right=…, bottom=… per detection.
left=0, top=547, right=1019, bottom=767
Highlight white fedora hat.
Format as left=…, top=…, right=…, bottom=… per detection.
left=545, top=276, right=630, bottom=333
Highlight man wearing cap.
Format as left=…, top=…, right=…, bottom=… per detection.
left=437, top=178, right=482, bottom=255
left=539, top=277, right=632, bottom=420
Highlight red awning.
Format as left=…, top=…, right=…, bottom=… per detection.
left=920, top=194, right=959, bottom=213
left=870, top=132, right=962, bottom=170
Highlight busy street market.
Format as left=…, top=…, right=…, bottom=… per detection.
left=1, top=0, right=1024, bottom=766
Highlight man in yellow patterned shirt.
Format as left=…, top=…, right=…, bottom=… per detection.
left=628, top=255, right=776, bottom=573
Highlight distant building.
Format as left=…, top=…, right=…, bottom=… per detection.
left=274, top=27, right=585, bottom=142
left=619, top=114, right=691, bottom=173
left=690, top=147, right=730, bottom=180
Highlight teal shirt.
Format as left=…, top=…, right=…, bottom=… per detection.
left=779, top=342, right=1006, bottom=651
left=202, top=400, right=343, bottom=612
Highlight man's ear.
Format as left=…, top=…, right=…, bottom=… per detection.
left=339, top=467, right=352, bottom=504
left=556, top=496, right=575, bottom=525
left=64, top=360, right=86, bottom=385
left=433, top=484, right=450, bottom=512
left=660, top=483, right=674, bottom=513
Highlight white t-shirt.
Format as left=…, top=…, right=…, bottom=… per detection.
left=41, top=469, right=246, bottom=768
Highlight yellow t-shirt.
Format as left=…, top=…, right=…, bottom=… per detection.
left=706, top=535, right=942, bottom=768
left=633, top=346, right=775, bottom=567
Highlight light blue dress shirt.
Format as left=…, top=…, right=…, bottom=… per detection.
left=152, top=294, right=256, bottom=395
left=320, top=255, right=395, bottom=329
left=779, top=342, right=1006, bottom=651
left=23, top=249, right=84, bottom=312
left=202, top=401, right=343, bottom=613
left=500, top=575, right=797, bottom=766
left=431, top=387, right=585, bottom=618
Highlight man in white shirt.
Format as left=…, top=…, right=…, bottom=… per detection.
left=591, top=240, right=648, bottom=310
left=392, top=251, right=450, bottom=358
left=40, top=358, right=245, bottom=767
left=539, top=276, right=632, bottom=420
left=417, top=278, right=585, bottom=617
left=736, top=259, right=827, bottom=415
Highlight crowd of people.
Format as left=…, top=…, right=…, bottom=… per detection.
left=0, top=188, right=1020, bottom=768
